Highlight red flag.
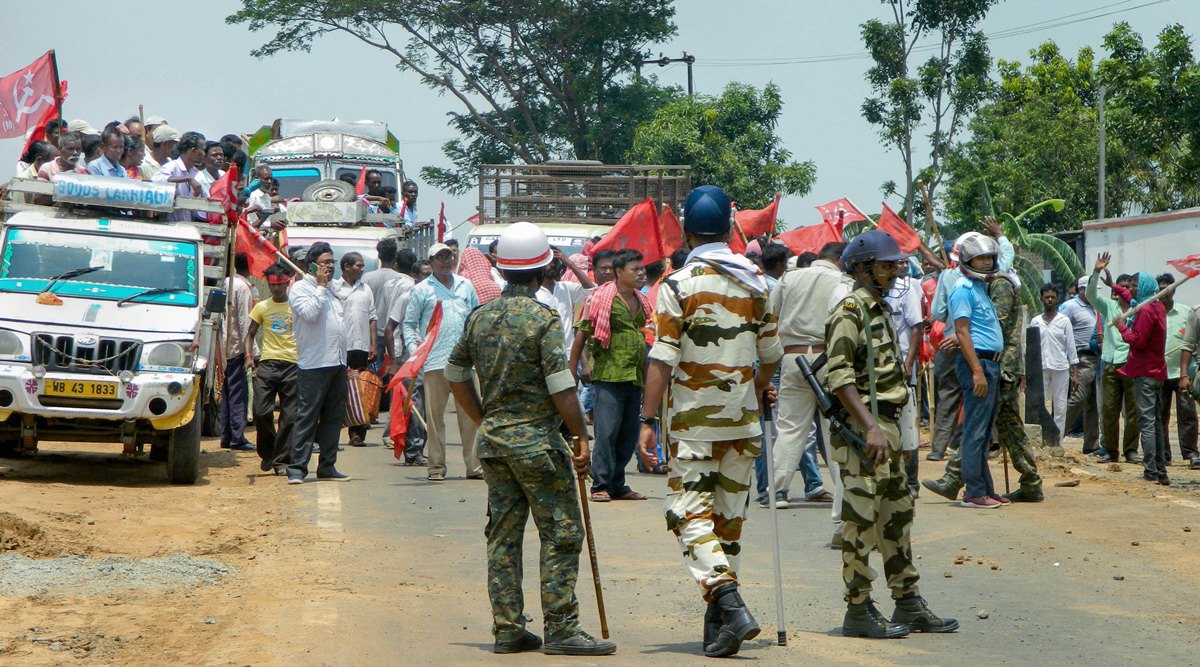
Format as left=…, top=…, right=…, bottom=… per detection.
left=588, top=198, right=665, bottom=264
left=20, top=80, right=66, bottom=158
left=1168, top=254, right=1200, bottom=278
left=815, top=198, right=867, bottom=236
left=734, top=193, right=780, bottom=238
left=777, top=223, right=839, bottom=256
left=437, top=202, right=446, bottom=242
left=206, top=164, right=240, bottom=226
left=466, top=212, right=481, bottom=226
left=659, top=203, right=683, bottom=259
left=728, top=226, right=748, bottom=255
left=355, top=166, right=367, bottom=196
left=387, top=302, right=444, bottom=457
left=0, top=51, right=58, bottom=140
left=234, top=217, right=281, bottom=278
left=875, top=203, right=921, bottom=254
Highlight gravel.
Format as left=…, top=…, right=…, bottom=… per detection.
left=0, top=552, right=233, bottom=596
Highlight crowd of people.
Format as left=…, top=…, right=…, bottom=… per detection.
left=14, top=116, right=1200, bottom=657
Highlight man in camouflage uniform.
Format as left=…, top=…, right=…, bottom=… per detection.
left=923, top=272, right=1044, bottom=502
left=446, top=222, right=616, bottom=657
left=637, top=185, right=782, bottom=658
left=825, top=231, right=958, bottom=639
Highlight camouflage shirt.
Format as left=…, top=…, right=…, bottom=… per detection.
left=445, top=284, right=576, bottom=459
left=649, top=255, right=784, bottom=442
left=823, top=287, right=909, bottom=407
left=989, top=275, right=1025, bottom=380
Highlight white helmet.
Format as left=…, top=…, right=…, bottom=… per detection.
left=955, top=232, right=999, bottom=281
left=495, top=221, right=553, bottom=271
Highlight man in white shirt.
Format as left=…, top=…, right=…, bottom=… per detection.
left=335, top=252, right=377, bottom=447
left=383, top=251, right=424, bottom=462
left=286, top=243, right=352, bottom=483
left=886, top=270, right=926, bottom=497
left=220, top=254, right=258, bottom=451
left=536, top=248, right=595, bottom=358
left=769, top=242, right=852, bottom=533
left=152, top=132, right=206, bottom=221
left=1030, top=283, right=1079, bottom=439
left=193, top=141, right=226, bottom=198
left=362, top=238, right=403, bottom=363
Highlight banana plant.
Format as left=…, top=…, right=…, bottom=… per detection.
left=981, top=184, right=1082, bottom=308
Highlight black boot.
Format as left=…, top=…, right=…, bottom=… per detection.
left=703, top=600, right=721, bottom=648
left=921, top=477, right=961, bottom=502
left=843, top=599, right=910, bottom=639
left=704, top=583, right=760, bottom=657
left=891, top=594, right=959, bottom=633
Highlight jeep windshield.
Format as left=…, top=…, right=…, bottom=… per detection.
left=0, top=227, right=199, bottom=307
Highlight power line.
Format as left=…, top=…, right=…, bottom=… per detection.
left=700, top=0, right=1172, bottom=68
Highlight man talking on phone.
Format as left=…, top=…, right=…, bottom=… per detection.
left=286, top=242, right=352, bottom=484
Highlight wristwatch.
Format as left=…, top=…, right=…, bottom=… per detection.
left=639, top=416, right=657, bottom=425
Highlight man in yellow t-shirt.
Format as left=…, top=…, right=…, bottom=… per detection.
left=247, top=263, right=300, bottom=475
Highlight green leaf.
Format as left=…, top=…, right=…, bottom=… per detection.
left=1029, top=232, right=1084, bottom=278
left=1023, top=236, right=1080, bottom=286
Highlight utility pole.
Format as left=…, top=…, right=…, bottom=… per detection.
left=642, top=52, right=696, bottom=97
left=1097, top=85, right=1106, bottom=221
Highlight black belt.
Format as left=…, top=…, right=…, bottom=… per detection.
left=976, top=350, right=1000, bottom=362
left=873, top=400, right=906, bottom=422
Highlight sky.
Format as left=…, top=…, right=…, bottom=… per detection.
left=2, top=0, right=1197, bottom=237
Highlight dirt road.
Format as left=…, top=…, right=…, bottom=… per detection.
left=2, top=429, right=1200, bottom=665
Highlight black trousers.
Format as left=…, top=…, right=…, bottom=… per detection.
left=287, top=365, right=347, bottom=478
left=253, top=359, right=298, bottom=470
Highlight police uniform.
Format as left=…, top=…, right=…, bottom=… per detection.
left=930, top=275, right=1043, bottom=498
left=444, top=283, right=584, bottom=644
left=651, top=252, right=783, bottom=599
left=823, top=286, right=921, bottom=605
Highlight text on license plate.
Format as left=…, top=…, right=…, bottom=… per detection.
left=42, top=380, right=119, bottom=399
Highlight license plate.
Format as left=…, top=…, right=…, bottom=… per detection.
left=42, top=379, right=120, bottom=399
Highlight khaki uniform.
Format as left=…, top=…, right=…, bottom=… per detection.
left=824, top=287, right=919, bottom=605
left=445, top=284, right=584, bottom=642
left=650, top=254, right=783, bottom=600
left=939, top=276, right=1042, bottom=494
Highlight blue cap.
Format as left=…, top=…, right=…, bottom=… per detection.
left=682, top=185, right=732, bottom=235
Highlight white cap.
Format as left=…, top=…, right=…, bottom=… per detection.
left=152, top=125, right=181, bottom=144
left=495, top=221, right=552, bottom=271
left=144, top=115, right=168, bottom=126
left=427, top=243, right=453, bottom=259
left=66, top=119, right=99, bottom=136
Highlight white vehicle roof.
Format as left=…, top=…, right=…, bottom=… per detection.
left=4, top=209, right=203, bottom=242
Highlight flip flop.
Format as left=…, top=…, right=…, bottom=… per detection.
left=590, top=491, right=611, bottom=502
left=612, top=491, right=647, bottom=501
left=806, top=490, right=834, bottom=502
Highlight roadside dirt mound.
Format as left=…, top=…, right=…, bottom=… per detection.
left=0, top=511, right=65, bottom=558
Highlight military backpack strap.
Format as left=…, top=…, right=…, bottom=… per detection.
left=848, top=291, right=881, bottom=422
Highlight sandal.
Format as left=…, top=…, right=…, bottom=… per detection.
left=590, top=491, right=611, bottom=502
left=651, top=463, right=669, bottom=475
left=427, top=472, right=445, bottom=482
left=612, top=490, right=647, bottom=501
left=805, top=490, right=834, bottom=502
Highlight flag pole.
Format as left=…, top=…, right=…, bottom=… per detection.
left=1110, top=274, right=1196, bottom=326
left=49, top=50, right=62, bottom=123
left=916, top=180, right=950, bottom=265
left=845, top=198, right=876, bottom=233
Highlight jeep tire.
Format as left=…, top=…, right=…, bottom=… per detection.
left=167, top=398, right=202, bottom=484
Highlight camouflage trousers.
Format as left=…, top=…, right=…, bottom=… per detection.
left=835, top=420, right=920, bottom=605
left=665, top=437, right=758, bottom=602
left=481, top=448, right=584, bottom=642
left=938, top=379, right=1042, bottom=494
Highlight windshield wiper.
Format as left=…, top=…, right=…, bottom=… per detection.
left=42, top=266, right=102, bottom=293
left=116, top=287, right=191, bottom=307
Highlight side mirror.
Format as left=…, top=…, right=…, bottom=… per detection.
left=205, top=288, right=227, bottom=316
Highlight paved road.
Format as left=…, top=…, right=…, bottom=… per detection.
left=281, top=419, right=1200, bottom=666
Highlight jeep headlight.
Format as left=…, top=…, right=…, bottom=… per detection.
left=0, top=331, right=24, bottom=357
left=145, top=342, right=191, bottom=368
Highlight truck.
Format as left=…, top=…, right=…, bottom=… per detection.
left=0, top=174, right=231, bottom=484
left=466, top=161, right=691, bottom=257
left=247, top=118, right=436, bottom=267
left=1082, top=206, right=1200, bottom=305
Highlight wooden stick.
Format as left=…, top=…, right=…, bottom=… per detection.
left=1001, top=443, right=1011, bottom=495
left=1110, top=274, right=1196, bottom=326
left=577, top=474, right=610, bottom=639
left=916, top=180, right=949, bottom=265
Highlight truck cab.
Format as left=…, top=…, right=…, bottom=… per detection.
left=0, top=174, right=230, bottom=483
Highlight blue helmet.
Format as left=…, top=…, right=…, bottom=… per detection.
left=682, top=185, right=732, bottom=235
left=842, top=230, right=908, bottom=270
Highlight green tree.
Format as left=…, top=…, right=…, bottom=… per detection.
left=861, top=0, right=996, bottom=221
left=627, top=82, right=816, bottom=214
left=1100, top=22, right=1200, bottom=212
left=227, top=0, right=679, bottom=192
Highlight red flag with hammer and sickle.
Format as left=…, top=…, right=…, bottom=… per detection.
left=0, top=51, right=58, bottom=140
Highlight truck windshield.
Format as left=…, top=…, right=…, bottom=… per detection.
left=0, top=227, right=199, bottom=306
left=272, top=167, right=322, bottom=200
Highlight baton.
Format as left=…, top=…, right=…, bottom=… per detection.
left=761, top=390, right=788, bottom=646
left=577, top=473, right=610, bottom=639
left=796, top=355, right=875, bottom=475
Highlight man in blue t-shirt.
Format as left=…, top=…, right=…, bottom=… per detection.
left=947, top=233, right=1005, bottom=510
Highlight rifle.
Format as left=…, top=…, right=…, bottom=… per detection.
left=796, top=353, right=875, bottom=475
